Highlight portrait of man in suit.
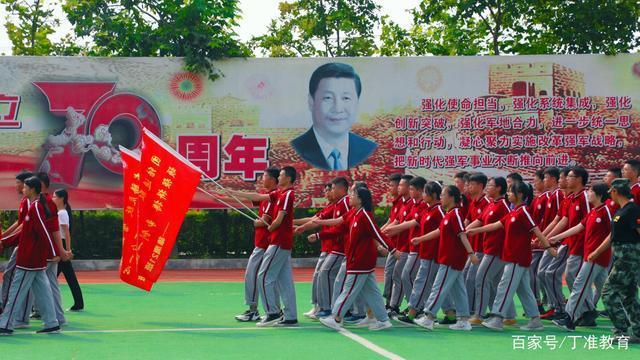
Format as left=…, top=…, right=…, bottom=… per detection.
left=290, top=62, right=378, bottom=171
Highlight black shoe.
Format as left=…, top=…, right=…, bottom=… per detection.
left=235, top=309, right=261, bottom=322
left=549, top=310, right=568, bottom=321
left=393, top=314, right=416, bottom=326
left=256, top=313, right=282, bottom=327
left=0, top=328, right=13, bottom=336
left=552, top=316, right=575, bottom=331
left=440, top=316, right=457, bottom=325
left=599, top=310, right=609, bottom=318
left=36, top=326, right=61, bottom=334
left=387, top=306, right=400, bottom=317
left=577, top=310, right=598, bottom=327
left=537, top=304, right=547, bottom=314
left=273, top=319, right=298, bottom=327
left=30, top=312, right=41, bottom=320
left=400, top=307, right=410, bottom=316
left=69, top=305, right=84, bottom=312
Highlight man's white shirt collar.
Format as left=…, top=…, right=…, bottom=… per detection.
left=313, top=127, right=349, bottom=170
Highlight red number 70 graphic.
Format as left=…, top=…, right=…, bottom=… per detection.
left=34, top=81, right=161, bottom=186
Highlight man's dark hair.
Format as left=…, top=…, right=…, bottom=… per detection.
left=625, top=160, right=640, bottom=176
left=608, top=167, right=622, bottom=179
left=400, top=175, right=414, bottom=183
left=468, top=172, right=488, bottom=188
left=454, top=171, right=468, bottom=180
left=282, top=166, right=297, bottom=183
left=570, top=166, right=589, bottom=186
left=331, top=176, right=349, bottom=190
left=309, top=62, right=362, bottom=98
left=264, top=167, right=280, bottom=181
left=36, top=171, right=50, bottom=188
left=409, top=176, right=427, bottom=190
left=543, top=167, right=560, bottom=181
left=389, top=173, right=402, bottom=184
left=560, top=166, right=572, bottom=177
left=16, top=171, right=34, bottom=183
left=591, top=182, right=610, bottom=203
left=492, top=177, right=508, bottom=196
left=534, top=169, right=544, bottom=181
left=507, top=172, right=523, bottom=183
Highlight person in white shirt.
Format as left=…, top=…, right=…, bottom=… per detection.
left=53, top=189, right=84, bottom=311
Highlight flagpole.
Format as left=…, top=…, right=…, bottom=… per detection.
left=197, top=187, right=266, bottom=224
left=199, top=173, right=261, bottom=219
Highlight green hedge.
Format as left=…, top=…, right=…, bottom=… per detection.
left=1, top=207, right=390, bottom=260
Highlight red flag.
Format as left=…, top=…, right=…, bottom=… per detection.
left=119, top=146, right=152, bottom=291
left=136, top=128, right=203, bottom=284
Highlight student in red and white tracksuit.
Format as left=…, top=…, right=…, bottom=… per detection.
left=548, top=183, right=613, bottom=330
left=529, top=169, right=549, bottom=307
left=413, top=185, right=479, bottom=331
left=0, top=177, right=61, bottom=335
left=393, top=181, right=445, bottom=324
left=319, top=186, right=395, bottom=331
left=469, top=181, right=556, bottom=332
left=465, top=177, right=515, bottom=324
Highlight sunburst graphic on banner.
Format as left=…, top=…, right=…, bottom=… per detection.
left=169, top=72, right=203, bottom=101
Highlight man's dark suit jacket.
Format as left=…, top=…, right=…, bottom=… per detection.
left=290, top=128, right=378, bottom=170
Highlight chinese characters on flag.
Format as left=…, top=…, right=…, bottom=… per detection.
left=119, top=129, right=203, bottom=291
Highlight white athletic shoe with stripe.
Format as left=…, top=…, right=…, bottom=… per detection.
left=448, top=320, right=472, bottom=331
left=353, top=316, right=377, bottom=328
left=413, top=315, right=434, bottom=331
left=319, top=316, right=343, bottom=331
left=369, top=320, right=392, bottom=331
left=303, top=307, right=317, bottom=318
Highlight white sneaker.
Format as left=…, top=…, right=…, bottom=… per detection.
left=520, top=317, right=544, bottom=331
left=353, top=316, right=377, bottom=328
left=369, top=320, right=392, bottom=331
left=319, top=316, right=343, bottom=331
left=482, top=316, right=504, bottom=332
left=449, top=320, right=472, bottom=331
left=413, top=316, right=434, bottom=331
left=303, top=307, right=317, bottom=318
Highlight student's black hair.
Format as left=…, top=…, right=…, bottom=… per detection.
left=445, top=185, right=462, bottom=204
left=624, top=159, right=640, bottom=176
left=492, top=177, right=508, bottom=196
left=543, top=167, right=560, bottom=181
left=353, top=181, right=368, bottom=190
left=331, top=176, right=349, bottom=190
left=468, top=172, right=488, bottom=187
left=454, top=171, right=468, bottom=181
left=409, top=176, right=427, bottom=190
left=309, top=62, right=362, bottom=98
left=25, top=176, right=50, bottom=218
left=389, top=173, right=402, bottom=184
left=511, top=180, right=534, bottom=206
left=282, top=166, right=297, bottom=183
left=424, top=181, right=442, bottom=200
left=356, top=186, right=373, bottom=212
left=54, top=188, right=73, bottom=229
left=324, top=182, right=333, bottom=190
left=607, top=167, right=622, bottom=179
left=570, top=166, right=589, bottom=186
left=590, top=182, right=610, bottom=203
left=16, top=171, right=34, bottom=183
left=264, top=166, right=280, bottom=181
left=400, top=175, right=414, bottom=183
left=506, top=172, right=523, bottom=183
left=37, top=171, right=50, bottom=189
left=534, top=169, right=544, bottom=181
left=560, top=166, right=571, bottom=177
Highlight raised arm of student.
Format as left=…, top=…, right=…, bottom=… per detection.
left=383, top=219, right=418, bottom=237
left=547, top=222, right=584, bottom=245
left=466, top=221, right=503, bottom=236
left=410, top=228, right=440, bottom=246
